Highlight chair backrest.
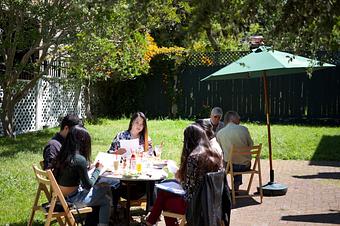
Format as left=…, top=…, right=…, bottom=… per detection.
left=225, top=144, right=263, bottom=205
left=226, top=144, right=262, bottom=174
left=33, top=164, right=52, bottom=201
left=44, top=167, right=76, bottom=218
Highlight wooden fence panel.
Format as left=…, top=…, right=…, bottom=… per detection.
left=177, top=56, right=339, bottom=121
left=94, top=51, right=339, bottom=122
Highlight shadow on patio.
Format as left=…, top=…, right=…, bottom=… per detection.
left=293, top=172, right=340, bottom=180
left=281, top=211, right=340, bottom=224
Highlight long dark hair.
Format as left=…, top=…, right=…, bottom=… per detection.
left=195, top=119, right=214, bottom=140
left=53, top=125, right=91, bottom=177
left=128, top=112, right=148, bottom=151
left=177, top=124, right=221, bottom=182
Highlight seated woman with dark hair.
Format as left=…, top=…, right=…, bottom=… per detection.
left=53, top=125, right=112, bottom=226
left=108, top=112, right=153, bottom=201
left=145, top=124, right=223, bottom=226
left=108, top=111, right=152, bottom=154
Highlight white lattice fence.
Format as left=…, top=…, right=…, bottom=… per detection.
left=38, top=79, right=83, bottom=129
left=13, top=81, right=37, bottom=134
left=0, top=78, right=84, bottom=136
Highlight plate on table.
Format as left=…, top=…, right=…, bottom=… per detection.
left=122, top=172, right=139, bottom=178
left=153, top=160, right=167, bottom=169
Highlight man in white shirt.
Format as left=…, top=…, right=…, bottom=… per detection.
left=216, top=111, right=253, bottom=191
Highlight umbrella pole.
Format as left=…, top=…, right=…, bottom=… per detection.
left=261, top=72, right=288, bottom=196
left=263, top=72, right=274, bottom=183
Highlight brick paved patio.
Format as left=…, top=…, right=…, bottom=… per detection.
left=114, top=160, right=340, bottom=226
left=230, top=160, right=340, bottom=226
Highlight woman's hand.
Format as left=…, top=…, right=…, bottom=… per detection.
left=115, top=148, right=127, bottom=155
left=95, top=161, right=104, bottom=171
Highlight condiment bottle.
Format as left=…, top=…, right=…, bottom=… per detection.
left=130, top=150, right=136, bottom=172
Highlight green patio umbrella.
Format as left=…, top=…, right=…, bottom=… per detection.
left=201, top=46, right=336, bottom=195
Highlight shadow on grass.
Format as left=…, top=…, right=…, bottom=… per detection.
left=0, top=129, right=56, bottom=158
left=310, top=135, right=340, bottom=165
left=281, top=211, right=340, bottom=224
left=8, top=220, right=44, bottom=226
left=293, top=172, right=340, bottom=180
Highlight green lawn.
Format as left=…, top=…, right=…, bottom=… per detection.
left=0, top=118, right=339, bottom=225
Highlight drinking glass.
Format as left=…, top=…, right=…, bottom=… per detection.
left=136, top=161, right=142, bottom=174
left=154, top=145, right=162, bottom=161
left=113, top=160, right=119, bottom=171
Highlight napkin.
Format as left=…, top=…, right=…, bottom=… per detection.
left=167, top=160, right=179, bottom=174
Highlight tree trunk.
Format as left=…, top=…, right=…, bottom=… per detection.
left=205, top=26, right=220, bottom=51
left=83, top=79, right=93, bottom=120
left=1, top=91, right=15, bottom=138
left=170, top=72, right=178, bottom=117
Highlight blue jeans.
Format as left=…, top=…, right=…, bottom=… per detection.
left=66, top=185, right=112, bottom=225
left=232, top=164, right=251, bottom=187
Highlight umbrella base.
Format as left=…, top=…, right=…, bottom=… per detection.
left=259, top=182, right=288, bottom=196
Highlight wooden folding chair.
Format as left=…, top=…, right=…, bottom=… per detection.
left=118, top=196, right=147, bottom=214
left=28, top=165, right=92, bottom=226
left=162, top=211, right=186, bottom=226
left=226, top=144, right=263, bottom=205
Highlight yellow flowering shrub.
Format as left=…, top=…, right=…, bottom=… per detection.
left=201, top=56, right=213, bottom=65
left=144, top=33, right=185, bottom=61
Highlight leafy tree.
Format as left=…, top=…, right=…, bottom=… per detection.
left=67, top=1, right=150, bottom=119
left=143, top=0, right=339, bottom=52
left=0, top=0, right=95, bottom=137
left=201, top=0, right=339, bottom=52
left=67, top=1, right=189, bottom=119
left=268, top=0, right=340, bottom=52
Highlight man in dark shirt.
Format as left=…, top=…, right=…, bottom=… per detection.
left=43, top=114, right=81, bottom=169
